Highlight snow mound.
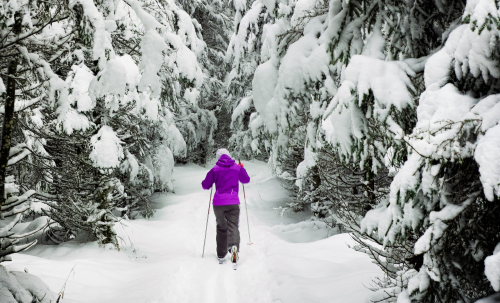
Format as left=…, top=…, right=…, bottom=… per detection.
left=0, top=265, right=57, bottom=303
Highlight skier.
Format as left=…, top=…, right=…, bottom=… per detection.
left=201, top=148, right=250, bottom=267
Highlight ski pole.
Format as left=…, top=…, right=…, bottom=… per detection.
left=238, top=159, right=253, bottom=245
left=202, top=186, right=213, bottom=258
left=242, top=183, right=253, bottom=245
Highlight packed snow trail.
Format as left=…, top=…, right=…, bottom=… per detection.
left=8, top=161, right=381, bottom=303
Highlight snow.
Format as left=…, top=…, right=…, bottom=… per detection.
left=160, top=114, right=187, bottom=158
left=261, top=14, right=334, bottom=135
left=321, top=104, right=354, bottom=156
left=139, top=93, right=160, bottom=120
left=89, top=126, right=124, bottom=168
left=321, top=54, right=418, bottom=169
left=323, top=55, right=416, bottom=144
left=89, top=58, right=128, bottom=100
left=407, top=268, right=430, bottom=296
left=464, top=0, right=500, bottom=33
left=475, top=124, right=500, bottom=201
left=184, top=88, right=200, bottom=107
left=69, top=0, right=109, bottom=62
left=68, top=64, right=95, bottom=112
left=123, top=0, right=174, bottom=99
left=0, top=78, right=5, bottom=94
left=250, top=114, right=264, bottom=137
left=397, top=290, right=411, bottom=303
left=58, top=109, right=92, bottom=136
left=232, top=97, right=253, bottom=123
left=234, top=0, right=247, bottom=12
left=125, top=0, right=164, bottom=31
left=8, top=161, right=381, bottom=302
left=0, top=265, right=58, bottom=303
left=295, top=161, right=308, bottom=191
left=174, top=9, right=206, bottom=58
left=116, top=54, right=141, bottom=89
left=252, top=58, right=278, bottom=117
left=361, top=16, right=385, bottom=60
left=164, top=33, right=205, bottom=89
left=360, top=203, right=391, bottom=240
left=485, top=242, right=500, bottom=292
left=290, top=0, right=317, bottom=27
left=278, top=18, right=329, bottom=94
left=121, top=151, right=140, bottom=182
left=295, top=145, right=318, bottom=190
left=27, top=53, right=69, bottom=121
left=151, top=145, right=175, bottom=192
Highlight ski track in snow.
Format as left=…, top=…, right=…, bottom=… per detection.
left=7, top=161, right=381, bottom=303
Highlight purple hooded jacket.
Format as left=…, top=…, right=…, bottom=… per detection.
left=201, top=154, right=250, bottom=206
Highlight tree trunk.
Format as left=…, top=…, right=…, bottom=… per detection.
left=0, top=12, right=21, bottom=214
left=0, top=59, right=18, bottom=212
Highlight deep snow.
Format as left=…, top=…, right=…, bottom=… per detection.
left=7, top=160, right=381, bottom=302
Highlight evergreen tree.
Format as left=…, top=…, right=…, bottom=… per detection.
left=0, top=0, right=218, bottom=247
left=227, top=0, right=500, bottom=301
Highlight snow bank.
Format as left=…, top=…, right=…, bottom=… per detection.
left=0, top=265, right=58, bottom=303
left=268, top=233, right=381, bottom=303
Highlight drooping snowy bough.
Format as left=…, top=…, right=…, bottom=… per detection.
left=228, top=0, right=500, bottom=301
left=0, top=146, right=59, bottom=302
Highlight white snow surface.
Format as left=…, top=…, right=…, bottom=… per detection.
left=8, top=161, right=381, bottom=302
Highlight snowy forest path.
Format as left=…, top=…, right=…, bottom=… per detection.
left=8, top=161, right=381, bottom=303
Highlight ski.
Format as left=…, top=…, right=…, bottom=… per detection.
left=232, top=263, right=237, bottom=270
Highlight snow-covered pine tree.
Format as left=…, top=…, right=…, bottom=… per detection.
left=359, top=0, right=500, bottom=301
left=0, top=0, right=215, bottom=246
left=225, top=0, right=416, bottom=292
left=174, top=0, right=234, bottom=162
left=0, top=55, right=56, bottom=299
left=226, top=0, right=422, bottom=205
left=226, top=0, right=271, bottom=160
left=227, top=0, right=500, bottom=301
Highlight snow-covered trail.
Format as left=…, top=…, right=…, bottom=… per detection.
left=8, top=161, right=381, bottom=303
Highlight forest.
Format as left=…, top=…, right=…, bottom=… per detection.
left=0, top=0, right=500, bottom=302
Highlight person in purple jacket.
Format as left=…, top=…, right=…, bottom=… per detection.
left=201, top=148, right=250, bottom=264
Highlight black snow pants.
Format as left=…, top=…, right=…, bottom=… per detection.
left=213, top=204, right=240, bottom=258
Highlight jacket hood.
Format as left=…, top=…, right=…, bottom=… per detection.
left=216, top=154, right=235, bottom=167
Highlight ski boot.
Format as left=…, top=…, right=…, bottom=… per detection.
left=230, top=245, right=238, bottom=270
